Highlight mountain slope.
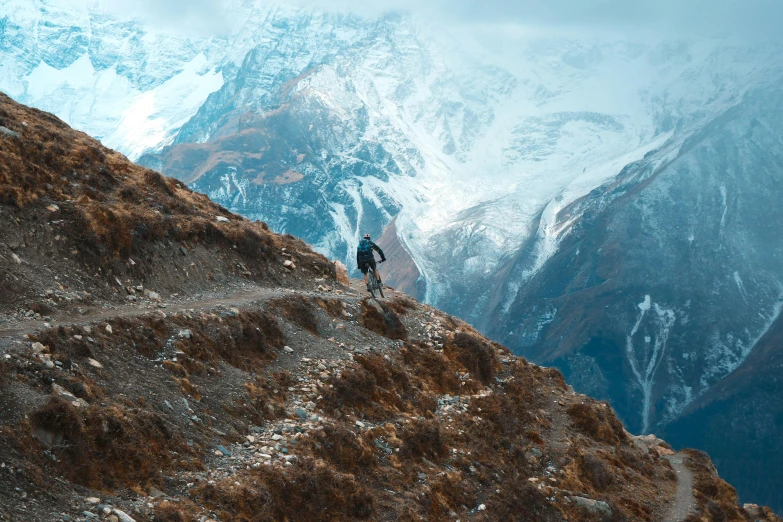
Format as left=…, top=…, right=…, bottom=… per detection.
left=2, top=84, right=780, bottom=522
left=664, top=313, right=783, bottom=514
left=4, top=0, right=783, bottom=513
left=486, top=83, right=783, bottom=511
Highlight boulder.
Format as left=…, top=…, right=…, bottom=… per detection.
left=571, top=496, right=611, bottom=517
left=333, top=261, right=350, bottom=285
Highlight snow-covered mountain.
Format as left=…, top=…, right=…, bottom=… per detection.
left=3, top=0, right=783, bottom=510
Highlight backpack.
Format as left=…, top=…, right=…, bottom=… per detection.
left=357, top=239, right=373, bottom=257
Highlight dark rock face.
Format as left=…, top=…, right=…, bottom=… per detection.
left=663, top=314, right=783, bottom=512
left=483, top=86, right=783, bottom=508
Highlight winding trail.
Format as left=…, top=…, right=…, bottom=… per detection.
left=663, top=453, right=696, bottom=522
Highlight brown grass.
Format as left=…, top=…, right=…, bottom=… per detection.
left=400, top=342, right=461, bottom=394
left=682, top=449, right=780, bottom=522
left=269, top=295, right=320, bottom=335
left=309, top=425, right=377, bottom=473
left=567, top=402, right=628, bottom=446
left=0, top=91, right=338, bottom=305
left=359, top=299, right=407, bottom=341
left=443, top=332, right=499, bottom=384
left=386, top=295, right=418, bottom=316
left=28, top=398, right=200, bottom=491
left=322, top=354, right=437, bottom=420
left=193, top=460, right=375, bottom=521
left=400, top=419, right=447, bottom=461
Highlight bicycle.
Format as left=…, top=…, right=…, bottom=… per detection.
left=366, top=262, right=385, bottom=299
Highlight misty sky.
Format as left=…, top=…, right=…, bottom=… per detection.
left=100, top=0, right=783, bottom=41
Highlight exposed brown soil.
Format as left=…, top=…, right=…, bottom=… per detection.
left=0, top=93, right=777, bottom=522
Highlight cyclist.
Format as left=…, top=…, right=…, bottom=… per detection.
left=356, top=233, right=386, bottom=293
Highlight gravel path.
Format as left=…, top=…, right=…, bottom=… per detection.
left=663, top=453, right=696, bottom=522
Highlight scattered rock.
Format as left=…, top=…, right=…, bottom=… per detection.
left=531, top=448, right=543, bottom=458
left=179, top=246, right=188, bottom=256
left=215, top=216, right=230, bottom=223
left=178, top=329, right=192, bottom=339
left=12, top=253, right=21, bottom=264
left=283, top=260, right=296, bottom=271
left=144, top=290, right=162, bottom=301
left=216, top=445, right=231, bottom=457
left=112, top=508, right=137, bottom=522
left=31, top=342, right=46, bottom=353
left=571, top=496, right=612, bottom=517
left=84, top=497, right=100, bottom=504
left=0, top=126, right=19, bottom=138
left=283, top=345, right=294, bottom=353
left=46, top=204, right=60, bottom=212
left=87, top=358, right=103, bottom=369
left=105, top=324, right=113, bottom=334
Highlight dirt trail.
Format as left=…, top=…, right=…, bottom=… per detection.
left=0, top=284, right=370, bottom=341
left=663, top=453, right=696, bottom=522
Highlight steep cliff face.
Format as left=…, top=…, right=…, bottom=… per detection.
left=488, top=84, right=783, bottom=436
left=663, top=315, right=783, bottom=513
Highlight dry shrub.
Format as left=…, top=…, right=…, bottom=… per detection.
left=269, top=295, right=320, bottom=335
left=580, top=453, right=614, bottom=490
left=428, top=472, right=477, bottom=519
left=323, top=355, right=435, bottom=420
left=194, top=460, right=374, bottom=521
left=489, top=481, right=565, bottom=522
left=617, top=445, right=652, bottom=475
left=444, top=332, right=498, bottom=384
left=154, top=500, right=200, bottom=522
left=359, top=299, right=407, bottom=341
left=29, top=398, right=199, bottom=490
left=401, top=342, right=460, bottom=393
left=400, top=419, right=447, bottom=461
left=683, top=449, right=757, bottom=521
left=181, top=311, right=283, bottom=371
left=567, top=402, right=628, bottom=446
left=386, top=296, right=417, bottom=316
left=32, top=325, right=95, bottom=359
left=162, top=360, right=187, bottom=377
left=242, top=375, right=289, bottom=422
left=178, top=377, right=202, bottom=400
left=309, top=425, right=377, bottom=473
left=315, top=298, right=345, bottom=318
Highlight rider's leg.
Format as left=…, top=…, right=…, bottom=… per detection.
left=373, top=268, right=381, bottom=283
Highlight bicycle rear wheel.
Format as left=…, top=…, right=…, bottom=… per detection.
left=367, top=270, right=377, bottom=298
left=376, top=278, right=384, bottom=298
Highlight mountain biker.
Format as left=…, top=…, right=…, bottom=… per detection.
left=357, top=233, right=385, bottom=293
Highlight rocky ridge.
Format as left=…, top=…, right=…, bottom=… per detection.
left=0, top=85, right=778, bottom=521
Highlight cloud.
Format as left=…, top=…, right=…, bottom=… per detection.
left=98, top=0, right=783, bottom=41
left=98, top=0, right=236, bottom=35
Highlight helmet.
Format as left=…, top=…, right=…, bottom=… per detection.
left=363, top=233, right=371, bottom=239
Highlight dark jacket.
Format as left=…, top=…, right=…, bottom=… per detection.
left=356, top=239, right=385, bottom=264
